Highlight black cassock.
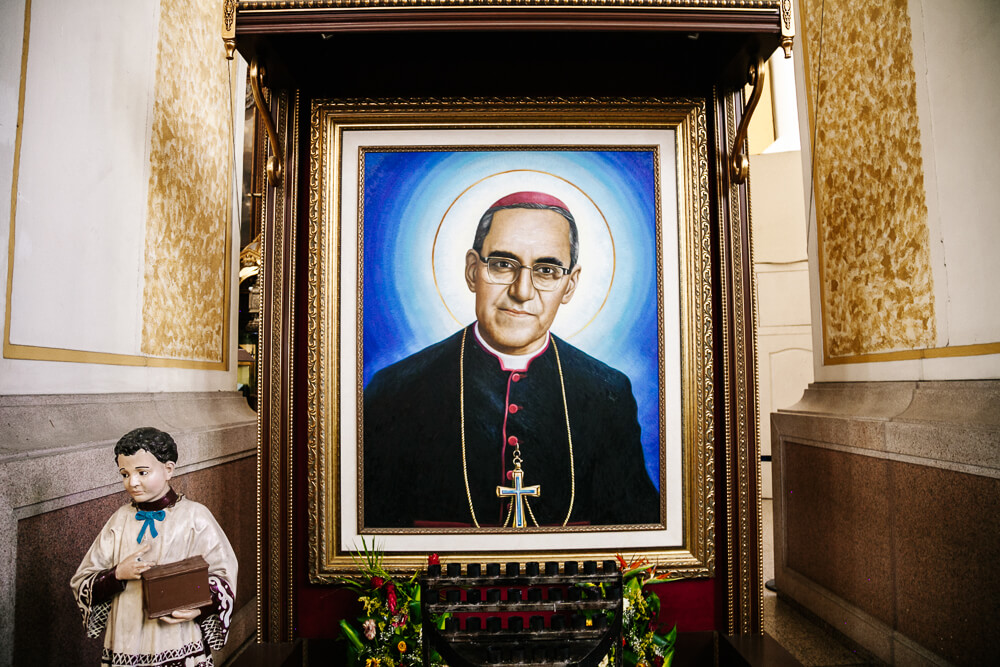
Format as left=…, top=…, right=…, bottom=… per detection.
left=362, top=325, right=660, bottom=528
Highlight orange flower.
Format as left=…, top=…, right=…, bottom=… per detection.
left=397, top=640, right=407, bottom=653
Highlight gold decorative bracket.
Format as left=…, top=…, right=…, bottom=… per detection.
left=729, top=56, right=765, bottom=185
left=249, top=57, right=284, bottom=187
left=780, top=0, right=795, bottom=58
left=222, top=0, right=237, bottom=60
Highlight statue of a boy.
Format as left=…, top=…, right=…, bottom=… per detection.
left=71, top=427, right=238, bottom=666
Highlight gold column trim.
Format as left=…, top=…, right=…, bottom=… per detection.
left=729, top=56, right=765, bottom=184
left=222, top=0, right=237, bottom=60
left=255, top=89, right=297, bottom=642
left=249, top=57, right=284, bottom=187
left=780, top=0, right=794, bottom=58
left=718, top=88, right=762, bottom=635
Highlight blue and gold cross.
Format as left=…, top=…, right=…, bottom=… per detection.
left=496, top=466, right=540, bottom=529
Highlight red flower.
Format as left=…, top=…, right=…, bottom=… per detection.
left=387, top=582, right=398, bottom=615
left=370, top=576, right=384, bottom=588
left=428, top=553, right=440, bottom=566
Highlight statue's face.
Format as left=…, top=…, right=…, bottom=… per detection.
left=117, top=449, right=175, bottom=503
left=465, top=207, right=581, bottom=355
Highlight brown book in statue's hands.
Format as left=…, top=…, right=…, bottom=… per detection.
left=141, top=555, right=213, bottom=619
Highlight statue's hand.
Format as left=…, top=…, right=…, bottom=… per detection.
left=114, top=542, right=154, bottom=580
left=160, top=608, right=201, bottom=624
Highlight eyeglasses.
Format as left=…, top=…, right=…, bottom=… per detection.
left=478, top=254, right=570, bottom=291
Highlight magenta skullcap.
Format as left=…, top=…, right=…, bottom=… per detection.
left=490, top=191, right=570, bottom=211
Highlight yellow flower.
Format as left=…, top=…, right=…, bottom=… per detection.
left=365, top=659, right=380, bottom=667
left=397, top=640, right=407, bottom=652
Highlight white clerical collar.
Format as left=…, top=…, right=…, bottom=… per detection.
left=473, top=323, right=549, bottom=372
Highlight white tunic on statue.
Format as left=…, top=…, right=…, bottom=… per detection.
left=71, top=493, right=237, bottom=667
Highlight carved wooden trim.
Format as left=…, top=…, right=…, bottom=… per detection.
left=714, top=87, right=762, bottom=635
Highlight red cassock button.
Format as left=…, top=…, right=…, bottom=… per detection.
left=511, top=373, right=522, bottom=382
left=508, top=404, right=519, bottom=414
left=507, top=436, right=518, bottom=446
left=507, top=470, right=514, bottom=480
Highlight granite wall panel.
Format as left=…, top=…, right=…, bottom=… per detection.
left=783, top=443, right=894, bottom=626
left=14, top=456, right=255, bottom=666
left=891, top=461, right=1000, bottom=665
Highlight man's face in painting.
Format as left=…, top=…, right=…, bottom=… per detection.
left=465, top=207, right=581, bottom=355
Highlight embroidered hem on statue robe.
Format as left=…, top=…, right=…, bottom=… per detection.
left=71, top=491, right=238, bottom=667
left=363, top=325, right=660, bottom=528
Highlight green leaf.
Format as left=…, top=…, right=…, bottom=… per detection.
left=338, top=619, right=365, bottom=652
left=646, top=591, right=661, bottom=616
left=623, top=563, right=655, bottom=579
left=409, top=599, right=422, bottom=625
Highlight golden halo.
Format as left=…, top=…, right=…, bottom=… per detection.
left=431, top=169, right=616, bottom=339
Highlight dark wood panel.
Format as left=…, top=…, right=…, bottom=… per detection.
left=238, top=30, right=776, bottom=96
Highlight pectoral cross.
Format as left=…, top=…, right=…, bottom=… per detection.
left=496, top=465, right=540, bottom=529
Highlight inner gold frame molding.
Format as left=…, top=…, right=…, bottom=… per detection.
left=305, top=97, right=715, bottom=580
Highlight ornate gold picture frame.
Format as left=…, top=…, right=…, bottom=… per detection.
left=306, top=98, right=713, bottom=581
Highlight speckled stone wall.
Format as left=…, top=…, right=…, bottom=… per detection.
left=801, top=0, right=935, bottom=359
left=780, top=442, right=1000, bottom=665
left=773, top=381, right=1000, bottom=664
left=141, top=0, right=230, bottom=361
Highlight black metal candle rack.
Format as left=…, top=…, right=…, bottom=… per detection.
left=420, top=560, right=623, bottom=666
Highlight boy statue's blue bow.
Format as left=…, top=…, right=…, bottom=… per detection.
left=135, top=510, right=166, bottom=543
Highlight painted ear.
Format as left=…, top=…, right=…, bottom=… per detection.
left=163, top=461, right=176, bottom=480
left=465, top=250, right=480, bottom=292
left=561, top=265, right=582, bottom=305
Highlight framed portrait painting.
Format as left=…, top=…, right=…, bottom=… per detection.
left=307, top=98, right=714, bottom=580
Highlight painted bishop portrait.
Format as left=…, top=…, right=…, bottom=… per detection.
left=362, top=191, right=660, bottom=529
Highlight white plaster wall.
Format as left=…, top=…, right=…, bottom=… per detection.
left=912, top=0, right=1000, bottom=348
left=0, top=0, right=246, bottom=394
left=8, top=0, right=158, bottom=353
left=750, top=138, right=814, bottom=498
left=795, top=0, right=1000, bottom=382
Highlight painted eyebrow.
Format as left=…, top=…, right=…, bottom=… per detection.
left=486, top=250, right=566, bottom=268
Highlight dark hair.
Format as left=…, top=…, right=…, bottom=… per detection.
left=472, top=202, right=580, bottom=269
left=114, top=427, right=178, bottom=464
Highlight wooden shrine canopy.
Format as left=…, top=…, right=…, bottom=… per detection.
left=225, top=1, right=792, bottom=92
left=225, top=0, right=791, bottom=646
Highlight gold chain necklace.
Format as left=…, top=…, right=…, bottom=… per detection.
left=460, top=328, right=576, bottom=528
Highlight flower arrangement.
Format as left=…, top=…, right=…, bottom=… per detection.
left=335, top=541, right=444, bottom=666
left=603, top=554, right=677, bottom=667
